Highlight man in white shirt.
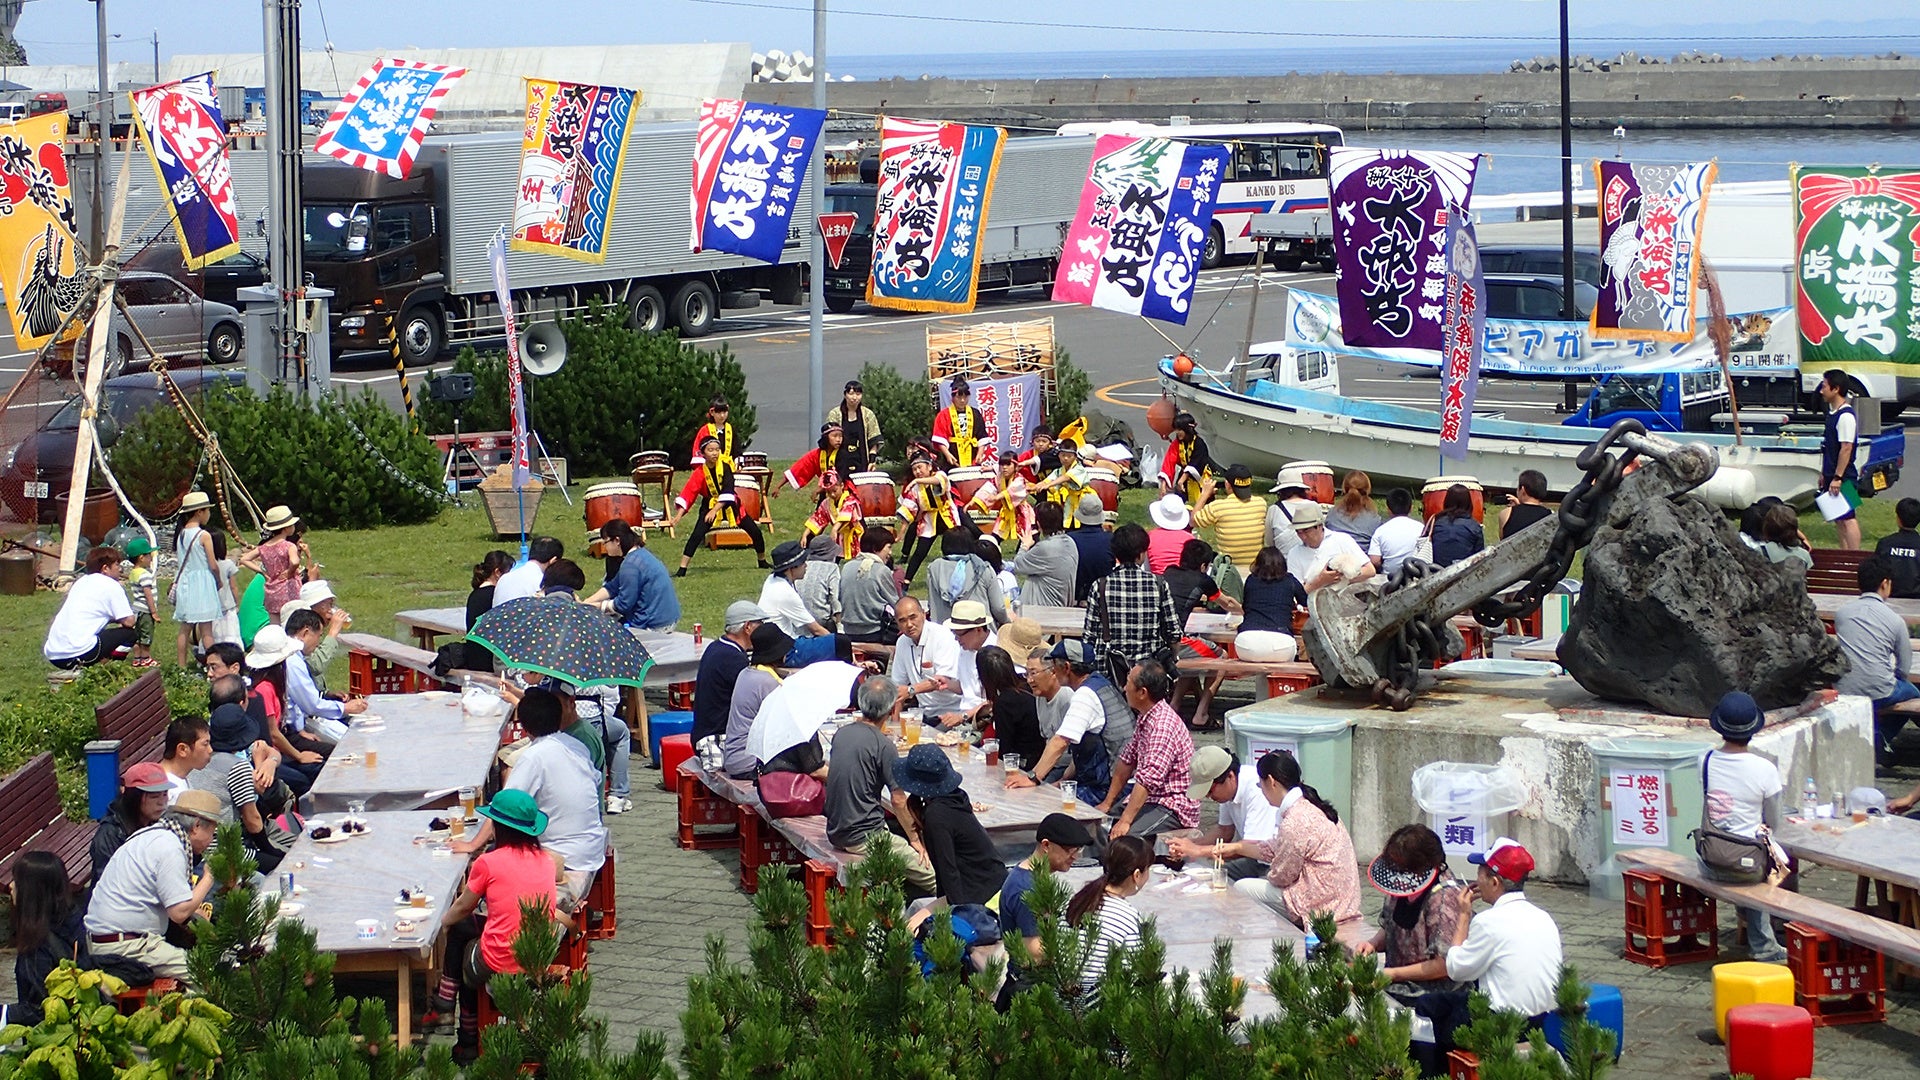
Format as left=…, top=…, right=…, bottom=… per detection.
left=1164, top=746, right=1277, bottom=881
left=1263, top=466, right=1316, bottom=559
left=1285, top=502, right=1373, bottom=593
left=1368, top=488, right=1425, bottom=577
left=157, top=717, right=212, bottom=803
left=759, top=540, right=845, bottom=666
left=282, top=609, right=365, bottom=742
left=946, top=599, right=998, bottom=722
left=85, top=789, right=221, bottom=982
left=1009, top=641, right=1115, bottom=792
left=1701, top=691, right=1788, bottom=962
left=1446, top=838, right=1563, bottom=1021
left=492, top=536, right=564, bottom=608
left=888, top=594, right=963, bottom=715
left=454, top=687, right=609, bottom=906
left=44, top=546, right=139, bottom=667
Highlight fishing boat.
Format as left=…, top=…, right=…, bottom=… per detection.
left=1157, top=347, right=1902, bottom=509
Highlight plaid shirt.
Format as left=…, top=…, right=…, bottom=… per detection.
left=1118, top=699, right=1199, bottom=827
left=1084, top=563, right=1179, bottom=677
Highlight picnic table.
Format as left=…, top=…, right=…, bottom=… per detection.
left=275, top=810, right=473, bottom=1045
left=1021, top=606, right=1241, bottom=645
left=305, top=693, right=508, bottom=813
left=1810, top=593, right=1920, bottom=630
left=1775, top=815, right=1920, bottom=932
left=394, top=607, right=709, bottom=683
left=937, top=743, right=1107, bottom=860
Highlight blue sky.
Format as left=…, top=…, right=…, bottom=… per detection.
left=9, top=0, right=1916, bottom=69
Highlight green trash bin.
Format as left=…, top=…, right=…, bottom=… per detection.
left=1221, top=706, right=1354, bottom=825
left=1589, top=737, right=1717, bottom=900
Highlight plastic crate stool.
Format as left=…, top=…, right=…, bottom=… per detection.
left=675, top=762, right=741, bottom=851
left=1713, top=961, right=1794, bottom=1041
left=584, top=849, right=616, bottom=940
left=738, top=807, right=804, bottom=893
left=659, top=732, right=696, bottom=792
left=668, top=681, right=695, bottom=711
left=1783, top=920, right=1885, bottom=1026
left=114, top=977, right=181, bottom=1015
left=348, top=648, right=419, bottom=697
left=803, top=859, right=840, bottom=946
left=1622, top=868, right=1719, bottom=967
left=1541, top=983, right=1623, bottom=1062
left=1444, top=1050, right=1478, bottom=1080
left=1725, top=1003, right=1813, bottom=1080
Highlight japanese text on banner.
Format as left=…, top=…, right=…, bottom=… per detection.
left=1051, top=135, right=1229, bottom=325
left=1591, top=160, right=1716, bottom=343
left=1329, top=147, right=1479, bottom=351
left=488, top=234, right=531, bottom=490
left=1438, top=206, right=1485, bottom=461
left=511, top=78, right=639, bottom=264
left=130, top=72, right=241, bottom=270
left=690, top=98, right=824, bottom=264
left=0, top=112, right=84, bottom=351
left=936, top=373, right=1044, bottom=455
left=312, top=59, right=467, bottom=179
left=1793, top=164, right=1920, bottom=367
left=1608, top=768, right=1668, bottom=848
left=866, top=117, right=1005, bottom=313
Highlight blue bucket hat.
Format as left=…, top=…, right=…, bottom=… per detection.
left=1709, top=691, right=1764, bottom=741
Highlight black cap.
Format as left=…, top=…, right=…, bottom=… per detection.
left=1036, top=813, right=1094, bottom=848
left=1226, top=463, right=1253, bottom=485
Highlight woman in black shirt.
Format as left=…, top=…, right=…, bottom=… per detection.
left=1429, top=485, right=1486, bottom=567
left=975, top=646, right=1045, bottom=769
left=465, top=550, right=513, bottom=671
left=894, top=744, right=1007, bottom=907
left=1164, top=539, right=1243, bottom=730
left=1498, top=469, right=1553, bottom=540
left=1239, top=546, right=1309, bottom=634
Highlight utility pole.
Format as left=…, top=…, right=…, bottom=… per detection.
left=261, top=0, right=306, bottom=389
left=89, top=0, right=107, bottom=262
left=807, top=0, right=826, bottom=437
left=1556, top=0, right=1578, bottom=322
left=151, top=29, right=159, bottom=84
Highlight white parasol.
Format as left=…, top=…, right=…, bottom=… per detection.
left=746, top=661, right=865, bottom=764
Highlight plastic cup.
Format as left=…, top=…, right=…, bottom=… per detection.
left=355, top=919, right=381, bottom=940
left=459, top=786, right=477, bottom=819
left=957, top=738, right=971, bottom=761
left=1061, top=780, right=1077, bottom=811
left=1853, top=808, right=1869, bottom=824
left=983, top=739, right=1000, bottom=767
left=410, top=885, right=428, bottom=909
left=1002, top=754, right=1019, bottom=783
left=448, top=815, right=466, bottom=840
left=904, top=715, right=922, bottom=746
left=364, top=744, right=379, bottom=769
left=346, top=800, right=366, bottom=821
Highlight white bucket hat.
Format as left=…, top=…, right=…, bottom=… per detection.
left=1148, top=494, right=1191, bottom=531
left=244, top=625, right=304, bottom=668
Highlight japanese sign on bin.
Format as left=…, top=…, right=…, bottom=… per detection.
left=1607, top=767, right=1669, bottom=848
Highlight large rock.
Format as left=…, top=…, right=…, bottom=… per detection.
left=1558, top=495, right=1846, bottom=716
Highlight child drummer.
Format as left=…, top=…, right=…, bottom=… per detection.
left=671, top=434, right=769, bottom=576
left=1030, top=438, right=1098, bottom=526
left=770, top=421, right=844, bottom=502
left=800, top=469, right=864, bottom=561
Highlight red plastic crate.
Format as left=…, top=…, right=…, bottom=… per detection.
left=1623, top=869, right=1719, bottom=967
left=1783, top=921, right=1884, bottom=1026
left=347, top=649, right=423, bottom=697
left=738, top=807, right=804, bottom=893
left=668, top=681, right=695, bottom=711
left=1266, top=671, right=1323, bottom=697
left=674, top=765, right=740, bottom=851
left=584, top=851, right=617, bottom=941
left=804, top=859, right=840, bottom=946
left=1446, top=1050, right=1479, bottom=1080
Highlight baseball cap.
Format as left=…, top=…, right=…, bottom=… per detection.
left=1045, top=639, right=1096, bottom=671
left=124, top=537, right=154, bottom=559
left=724, top=600, right=768, bottom=632
left=1226, top=464, right=1253, bottom=488
left=1467, top=837, right=1534, bottom=883
left=1035, top=813, right=1094, bottom=848
left=122, top=761, right=171, bottom=793
left=171, top=789, right=223, bottom=825
left=1187, top=745, right=1236, bottom=801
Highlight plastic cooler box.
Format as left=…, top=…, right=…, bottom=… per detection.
left=648, top=710, right=696, bottom=765
left=1589, top=737, right=1715, bottom=900
left=1221, top=705, right=1354, bottom=824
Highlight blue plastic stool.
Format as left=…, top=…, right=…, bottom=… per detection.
left=647, top=710, right=696, bottom=765
left=1542, top=983, right=1624, bottom=1062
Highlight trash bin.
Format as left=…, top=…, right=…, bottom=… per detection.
left=1222, top=706, right=1354, bottom=825
left=1589, top=737, right=1716, bottom=899
left=1411, top=762, right=1528, bottom=880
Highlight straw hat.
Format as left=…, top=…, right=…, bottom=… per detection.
left=1289, top=501, right=1327, bottom=529
left=262, top=505, right=299, bottom=532
left=947, top=600, right=991, bottom=630
left=999, top=617, right=1046, bottom=662
left=170, top=789, right=223, bottom=825
left=178, top=491, right=212, bottom=514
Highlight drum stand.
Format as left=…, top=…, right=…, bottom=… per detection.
left=526, top=428, right=572, bottom=505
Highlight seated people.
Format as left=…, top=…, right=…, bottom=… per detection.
left=975, top=645, right=1046, bottom=768
left=888, top=596, right=964, bottom=718
left=1065, top=835, right=1154, bottom=1006
left=1498, top=469, right=1553, bottom=540
left=91, top=763, right=172, bottom=886
left=1165, top=746, right=1277, bottom=881
left=723, top=624, right=794, bottom=779
left=1083, top=523, right=1180, bottom=687
left=581, top=518, right=679, bottom=630
left=1326, top=470, right=1383, bottom=547
left=1876, top=497, right=1920, bottom=598
left=1239, top=545, right=1310, bottom=633
left=84, top=789, right=222, bottom=982
left=1234, top=750, right=1364, bottom=933
left=492, top=537, right=561, bottom=608
left=1754, top=503, right=1813, bottom=572
left=692, top=601, right=764, bottom=770
left=1192, top=465, right=1270, bottom=577
left=1369, top=489, right=1425, bottom=577
left=156, top=716, right=211, bottom=801
left=1427, top=485, right=1485, bottom=568
left=995, top=813, right=1093, bottom=1007
left=1010, top=641, right=1133, bottom=797
left=1146, top=494, right=1197, bottom=574
left=1094, top=659, right=1198, bottom=842
left=1834, top=555, right=1919, bottom=759
left=454, top=688, right=608, bottom=908
left=191, top=677, right=291, bottom=870
left=895, top=744, right=1007, bottom=907
left=1446, top=839, right=1563, bottom=1025
left=946, top=600, right=999, bottom=724
left=824, top=676, right=938, bottom=895
left=43, top=545, right=139, bottom=668
left=759, top=540, right=848, bottom=667
left=795, top=533, right=843, bottom=628
left=1285, top=503, right=1375, bottom=593
left=10, top=852, right=89, bottom=1026
left=1164, top=539, right=1242, bottom=730
left=928, top=531, right=1011, bottom=626
left=839, top=527, right=901, bottom=646
left=435, top=790, right=564, bottom=1062
left=283, top=609, right=367, bottom=743
left=1360, top=824, right=1475, bottom=1073
left=1009, top=502, right=1079, bottom=609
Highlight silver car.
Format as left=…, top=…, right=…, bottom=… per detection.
left=107, top=271, right=245, bottom=368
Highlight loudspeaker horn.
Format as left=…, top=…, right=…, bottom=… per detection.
left=521, top=323, right=567, bottom=376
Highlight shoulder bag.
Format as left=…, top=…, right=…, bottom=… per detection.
left=1689, top=750, right=1773, bottom=884
left=758, top=771, right=825, bottom=819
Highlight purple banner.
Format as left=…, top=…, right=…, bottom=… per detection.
left=1438, top=206, right=1486, bottom=462
left=1329, top=148, right=1479, bottom=351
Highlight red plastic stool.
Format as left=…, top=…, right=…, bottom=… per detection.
left=1444, top=1050, right=1479, bottom=1080
left=668, top=681, right=695, bottom=710
left=659, top=733, right=695, bottom=791
left=1725, top=1003, right=1813, bottom=1080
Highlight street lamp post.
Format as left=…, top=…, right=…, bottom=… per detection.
left=89, top=0, right=107, bottom=262
left=1557, top=0, right=1578, bottom=322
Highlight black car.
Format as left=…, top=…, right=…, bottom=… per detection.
left=1, top=368, right=245, bottom=524
left=1477, top=245, right=1603, bottom=289
left=125, top=242, right=269, bottom=307
left=1482, top=273, right=1599, bottom=321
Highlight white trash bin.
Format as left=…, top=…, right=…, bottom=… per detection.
left=1411, top=762, right=1527, bottom=880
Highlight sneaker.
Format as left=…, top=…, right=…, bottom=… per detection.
left=1751, top=949, right=1788, bottom=964
left=130, top=657, right=159, bottom=669
left=606, top=795, right=632, bottom=814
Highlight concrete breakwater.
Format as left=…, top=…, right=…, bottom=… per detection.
left=749, top=57, right=1920, bottom=131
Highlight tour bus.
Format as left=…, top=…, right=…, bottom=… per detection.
left=1055, top=120, right=1346, bottom=268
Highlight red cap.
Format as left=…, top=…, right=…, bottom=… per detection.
left=121, top=761, right=171, bottom=793
left=1467, top=837, right=1534, bottom=883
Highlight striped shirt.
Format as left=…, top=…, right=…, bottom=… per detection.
left=1078, top=894, right=1145, bottom=1004
left=1192, top=493, right=1269, bottom=568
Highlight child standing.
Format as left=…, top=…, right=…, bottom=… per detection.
left=123, top=537, right=158, bottom=668
left=211, top=531, right=242, bottom=647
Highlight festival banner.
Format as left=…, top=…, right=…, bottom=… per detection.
left=1328, top=147, right=1479, bottom=351
left=935, top=373, right=1043, bottom=455
left=0, top=112, right=85, bottom=351
left=867, top=117, right=1005, bottom=313
left=1792, top=164, right=1920, bottom=367
left=1438, top=207, right=1486, bottom=461
left=1284, top=289, right=1798, bottom=377
left=511, top=78, right=639, bottom=264
left=690, top=98, right=824, bottom=264
left=129, top=72, right=241, bottom=269
left=1052, top=135, right=1229, bottom=325
left=488, top=232, right=531, bottom=489
left=312, top=58, right=468, bottom=179
left=1591, top=160, right=1716, bottom=342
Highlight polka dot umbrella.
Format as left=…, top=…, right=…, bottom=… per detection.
left=467, top=595, right=655, bottom=687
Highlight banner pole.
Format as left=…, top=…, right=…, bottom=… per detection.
left=807, top=0, right=827, bottom=438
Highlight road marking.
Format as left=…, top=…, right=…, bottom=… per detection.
left=1096, top=378, right=1156, bottom=411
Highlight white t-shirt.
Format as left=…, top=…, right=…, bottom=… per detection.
left=506, top=735, right=609, bottom=874
left=1834, top=409, right=1858, bottom=447
left=1217, top=763, right=1279, bottom=843
left=492, top=559, right=546, bottom=607
left=1286, top=530, right=1364, bottom=590
left=889, top=620, right=964, bottom=713
left=758, top=575, right=819, bottom=638
left=1054, top=683, right=1107, bottom=744
left=85, top=825, right=193, bottom=936
left=44, top=572, right=133, bottom=661
left=1701, top=748, right=1783, bottom=839
left=952, top=626, right=998, bottom=712
left=1368, top=515, right=1425, bottom=576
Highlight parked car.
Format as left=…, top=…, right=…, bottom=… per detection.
left=1, top=368, right=245, bottom=524
left=50, top=271, right=245, bottom=371
left=1477, top=244, right=1603, bottom=288
left=126, top=242, right=269, bottom=307
left=1481, top=273, right=1598, bottom=321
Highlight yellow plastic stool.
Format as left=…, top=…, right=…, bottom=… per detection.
left=1713, top=961, right=1794, bottom=1041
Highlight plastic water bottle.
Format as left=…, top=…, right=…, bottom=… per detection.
left=1302, top=929, right=1320, bottom=961
left=1801, top=778, right=1820, bottom=819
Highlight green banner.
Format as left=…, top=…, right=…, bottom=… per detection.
left=1793, top=164, right=1920, bottom=366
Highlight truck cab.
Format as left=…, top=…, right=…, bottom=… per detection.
left=822, top=177, right=877, bottom=313
left=301, top=162, right=446, bottom=363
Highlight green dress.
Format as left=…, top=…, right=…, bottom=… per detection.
left=238, top=575, right=270, bottom=649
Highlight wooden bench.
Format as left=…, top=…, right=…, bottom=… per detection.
left=340, top=632, right=446, bottom=696
left=0, top=753, right=97, bottom=890
left=1617, top=848, right=1920, bottom=1024
left=94, top=669, right=170, bottom=768
left=1176, top=658, right=1323, bottom=698
left=1808, top=547, right=1869, bottom=596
